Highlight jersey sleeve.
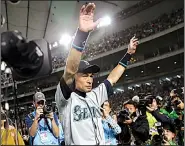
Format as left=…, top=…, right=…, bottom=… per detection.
left=55, top=77, right=72, bottom=112
left=91, top=80, right=112, bottom=106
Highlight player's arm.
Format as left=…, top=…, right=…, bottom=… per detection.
left=92, top=37, right=138, bottom=105
left=107, top=37, right=139, bottom=86
left=57, top=3, right=100, bottom=100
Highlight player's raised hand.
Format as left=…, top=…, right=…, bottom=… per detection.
left=79, top=3, right=100, bottom=32
left=127, top=36, right=139, bottom=55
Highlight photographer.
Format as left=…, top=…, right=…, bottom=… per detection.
left=101, top=101, right=121, bottom=145
left=146, top=95, right=174, bottom=125
left=163, top=123, right=177, bottom=145
left=162, top=89, right=184, bottom=120
left=25, top=92, right=59, bottom=145
left=117, top=100, right=149, bottom=145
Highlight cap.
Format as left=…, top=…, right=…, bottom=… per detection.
left=77, top=60, right=100, bottom=74
left=33, top=92, right=46, bottom=103
left=163, top=123, right=176, bottom=134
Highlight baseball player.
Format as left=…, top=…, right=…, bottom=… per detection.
left=55, top=3, right=139, bottom=145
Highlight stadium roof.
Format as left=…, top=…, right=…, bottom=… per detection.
left=1, top=1, right=139, bottom=43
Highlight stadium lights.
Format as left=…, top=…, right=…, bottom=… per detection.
left=53, top=42, right=58, bottom=48
left=128, top=87, right=132, bottom=90
left=177, top=75, right=181, bottom=78
left=1, top=61, right=7, bottom=71
left=49, top=44, right=52, bottom=50
left=117, top=88, right=124, bottom=92
left=5, top=102, right=9, bottom=111
left=5, top=68, right=11, bottom=74
left=59, top=34, right=72, bottom=47
left=97, top=16, right=111, bottom=28
left=166, top=77, right=170, bottom=81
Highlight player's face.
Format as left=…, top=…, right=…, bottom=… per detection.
left=75, top=73, right=94, bottom=92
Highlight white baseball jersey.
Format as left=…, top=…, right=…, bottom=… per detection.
left=55, top=80, right=110, bottom=145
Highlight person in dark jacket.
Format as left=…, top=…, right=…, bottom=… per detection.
left=146, top=95, right=174, bottom=125
left=117, top=100, right=149, bottom=145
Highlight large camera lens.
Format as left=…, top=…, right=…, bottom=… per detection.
left=8, top=0, right=21, bottom=4
left=43, top=105, right=52, bottom=115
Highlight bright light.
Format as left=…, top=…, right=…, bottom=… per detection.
left=146, top=83, right=151, bottom=85
left=97, top=16, right=111, bottom=28
left=177, top=75, right=181, bottom=78
left=174, top=61, right=177, bottom=64
left=135, top=84, right=140, bottom=87
left=5, top=102, right=9, bottom=111
left=49, top=44, right=52, bottom=50
left=128, top=87, right=132, bottom=90
left=166, top=77, right=170, bottom=81
left=1, top=61, right=7, bottom=71
left=157, top=66, right=160, bottom=69
left=53, top=42, right=58, bottom=48
left=5, top=68, right=11, bottom=74
left=141, top=70, right=144, bottom=73
left=126, top=74, right=128, bottom=77
left=59, top=34, right=72, bottom=47
left=117, top=88, right=124, bottom=92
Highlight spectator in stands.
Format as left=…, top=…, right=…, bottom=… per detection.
left=25, top=92, right=59, bottom=145
left=101, top=100, right=121, bottom=145
left=1, top=110, right=25, bottom=145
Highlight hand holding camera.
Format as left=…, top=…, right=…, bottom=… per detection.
left=45, top=112, right=54, bottom=121
left=35, top=106, right=43, bottom=121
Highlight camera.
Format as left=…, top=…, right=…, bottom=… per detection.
left=8, top=0, right=21, bottom=4
left=40, top=105, right=53, bottom=118
left=151, top=122, right=166, bottom=146
left=117, top=109, right=130, bottom=123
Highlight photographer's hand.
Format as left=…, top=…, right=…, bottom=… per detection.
left=35, top=106, right=43, bottom=121
left=146, top=106, right=155, bottom=112
left=29, top=106, right=43, bottom=137
left=45, top=112, right=54, bottom=121
left=124, top=118, right=133, bottom=125
left=163, top=139, right=170, bottom=145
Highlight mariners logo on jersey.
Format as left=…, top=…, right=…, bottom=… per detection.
left=73, top=105, right=101, bottom=121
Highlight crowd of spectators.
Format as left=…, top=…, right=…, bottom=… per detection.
left=84, top=8, right=184, bottom=58
left=109, top=75, right=184, bottom=113
left=114, top=0, right=164, bottom=21
left=3, top=74, right=183, bottom=145
left=1, top=41, right=183, bottom=97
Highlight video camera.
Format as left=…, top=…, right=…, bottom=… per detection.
left=151, top=122, right=166, bottom=146
left=1, top=30, right=52, bottom=81
left=117, top=109, right=130, bottom=123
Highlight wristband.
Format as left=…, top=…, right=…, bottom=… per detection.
left=119, top=53, right=132, bottom=68
left=72, top=28, right=90, bottom=52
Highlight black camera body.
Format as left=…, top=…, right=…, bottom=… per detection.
left=117, top=109, right=130, bottom=123
left=40, top=105, right=53, bottom=118
left=151, top=122, right=166, bottom=146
